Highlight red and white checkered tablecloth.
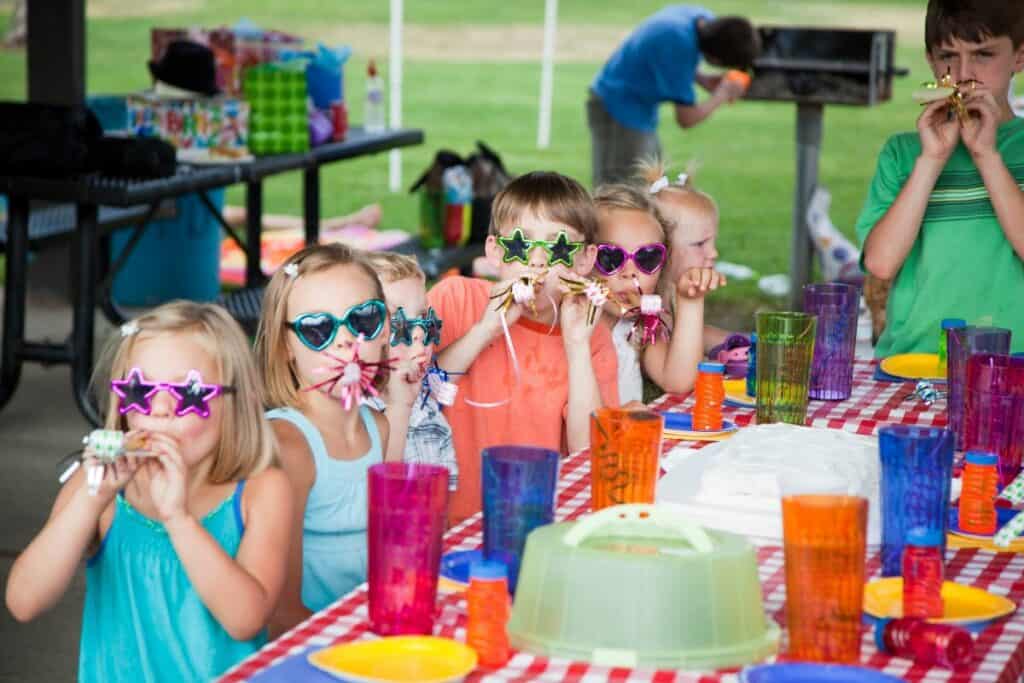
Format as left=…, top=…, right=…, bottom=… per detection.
left=221, top=361, right=1024, bottom=683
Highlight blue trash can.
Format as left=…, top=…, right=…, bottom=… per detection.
left=88, top=93, right=226, bottom=308
left=110, top=190, right=225, bottom=307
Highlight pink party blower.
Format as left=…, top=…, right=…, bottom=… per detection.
left=367, top=463, right=449, bottom=635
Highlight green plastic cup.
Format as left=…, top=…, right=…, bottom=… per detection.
left=755, top=312, right=817, bottom=425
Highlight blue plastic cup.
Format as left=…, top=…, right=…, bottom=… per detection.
left=481, top=445, right=559, bottom=593
left=878, top=426, right=954, bottom=576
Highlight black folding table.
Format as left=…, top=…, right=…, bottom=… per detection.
left=0, top=127, right=423, bottom=424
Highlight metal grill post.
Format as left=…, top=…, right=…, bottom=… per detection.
left=790, top=102, right=823, bottom=310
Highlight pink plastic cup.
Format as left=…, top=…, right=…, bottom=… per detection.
left=963, top=354, right=1024, bottom=488
left=367, top=463, right=449, bottom=635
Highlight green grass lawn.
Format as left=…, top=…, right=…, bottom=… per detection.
left=0, top=0, right=936, bottom=328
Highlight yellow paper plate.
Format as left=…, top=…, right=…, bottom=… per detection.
left=880, top=353, right=944, bottom=381
left=724, top=378, right=756, bottom=408
left=308, top=636, right=478, bottom=683
left=948, top=531, right=1024, bottom=553
left=664, top=429, right=734, bottom=442
left=437, top=576, right=466, bottom=593
left=863, top=578, right=1016, bottom=624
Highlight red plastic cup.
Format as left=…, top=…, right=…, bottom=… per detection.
left=947, top=327, right=1011, bottom=452
left=367, top=463, right=449, bottom=635
left=963, top=353, right=1024, bottom=487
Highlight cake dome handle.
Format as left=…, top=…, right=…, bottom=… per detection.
left=563, top=503, right=714, bottom=553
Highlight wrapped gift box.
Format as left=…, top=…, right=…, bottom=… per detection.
left=151, top=27, right=303, bottom=96
left=127, top=91, right=250, bottom=161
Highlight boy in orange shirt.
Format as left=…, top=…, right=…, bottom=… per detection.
left=428, top=171, right=619, bottom=526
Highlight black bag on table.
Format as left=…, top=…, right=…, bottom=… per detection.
left=0, top=101, right=177, bottom=179
left=0, top=101, right=102, bottom=177
left=409, top=142, right=511, bottom=247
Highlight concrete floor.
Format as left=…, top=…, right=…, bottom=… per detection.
left=1, top=241, right=116, bottom=681
left=0, top=295, right=99, bottom=682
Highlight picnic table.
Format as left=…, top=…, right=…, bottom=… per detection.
left=221, top=360, right=1024, bottom=683
left=0, top=127, right=423, bottom=424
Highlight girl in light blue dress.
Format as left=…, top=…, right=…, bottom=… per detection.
left=256, top=244, right=392, bottom=633
left=6, top=302, right=293, bottom=682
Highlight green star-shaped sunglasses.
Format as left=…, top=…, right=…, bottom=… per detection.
left=497, top=228, right=583, bottom=267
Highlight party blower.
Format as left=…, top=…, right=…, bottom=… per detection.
left=58, top=430, right=158, bottom=495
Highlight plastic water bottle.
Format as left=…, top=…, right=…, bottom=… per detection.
left=939, top=318, right=966, bottom=376
left=746, top=333, right=757, bottom=398
left=442, top=165, right=473, bottom=246
left=466, top=560, right=510, bottom=669
left=693, top=361, right=725, bottom=431
left=959, top=451, right=999, bottom=535
left=901, top=526, right=944, bottom=619
left=875, top=618, right=974, bottom=671
left=364, top=59, right=385, bottom=133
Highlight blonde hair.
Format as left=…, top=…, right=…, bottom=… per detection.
left=362, top=251, right=425, bottom=284
left=636, top=157, right=719, bottom=222
left=489, top=170, right=599, bottom=242
left=255, top=243, right=386, bottom=409
left=593, top=183, right=670, bottom=243
left=94, top=301, right=275, bottom=484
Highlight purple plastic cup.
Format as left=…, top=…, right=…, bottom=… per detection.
left=963, top=354, right=1024, bottom=488
left=947, top=327, right=1012, bottom=452
left=367, top=463, right=449, bottom=636
left=482, top=445, right=559, bottom=593
left=802, top=283, right=860, bottom=401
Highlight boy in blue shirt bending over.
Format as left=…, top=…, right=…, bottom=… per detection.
left=588, top=6, right=760, bottom=186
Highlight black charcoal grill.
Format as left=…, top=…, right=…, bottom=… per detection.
left=743, top=27, right=907, bottom=308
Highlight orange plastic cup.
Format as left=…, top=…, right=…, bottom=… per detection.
left=782, top=494, right=868, bottom=663
left=590, top=408, right=664, bottom=510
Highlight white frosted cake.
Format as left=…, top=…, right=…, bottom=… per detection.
left=656, top=423, right=882, bottom=544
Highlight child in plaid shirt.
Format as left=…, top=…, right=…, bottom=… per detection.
left=364, top=252, right=458, bottom=491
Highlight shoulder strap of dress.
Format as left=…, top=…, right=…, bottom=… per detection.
left=265, top=407, right=329, bottom=466
left=359, top=404, right=383, bottom=462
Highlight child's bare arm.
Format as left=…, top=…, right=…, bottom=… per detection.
left=976, top=154, right=1024, bottom=259
left=163, top=459, right=293, bottom=641
left=436, top=279, right=524, bottom=376
left=269, top=422, right=315, bottom=636
left=644, top=268, right=723, bottom=393
left=864, top=99, right=958, bottom=279
left=6, top=449, right=147, bottom=622
left=702, top=324, right=732, bottom=354
left=562, top=294, right=604, bottom=452
left=963, top=91, right=1024, bottom=261
left=6, top=466, right=111, bottom=621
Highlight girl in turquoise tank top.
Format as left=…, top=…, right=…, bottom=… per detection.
left=6, top=302, right=293, bottom=683
left=256, top=244, right=394, bottom=635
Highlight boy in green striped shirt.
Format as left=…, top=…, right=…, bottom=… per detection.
left=856, top=0, right=1024, bottom=357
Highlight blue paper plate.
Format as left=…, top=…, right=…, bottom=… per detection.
left=248, top=648, right=336, bottom=683
left=440, top=549, right=483, bottom=587
left=947, top=504, right=1020, bottom=539
left=741, top=663, right=905, bottom=683
left=659, top=411, right=737, bottom=434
